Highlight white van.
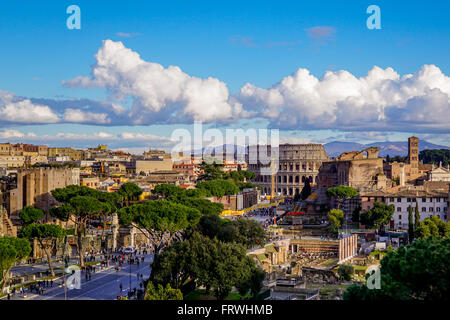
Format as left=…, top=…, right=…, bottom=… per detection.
left=123, top=246, right=135, bottom=254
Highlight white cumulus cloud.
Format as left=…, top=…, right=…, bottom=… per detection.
left=0, top=91, right=60, bottom=124
left=64, top=40, right=244, bottom=123
left=238, top=64, right=450, bottom=133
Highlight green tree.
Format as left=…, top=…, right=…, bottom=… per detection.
left=150, top=240, right=193, bottom=289
left=152, top=184, right=185, bottom=199
left=408, top=205, right=414, bottom=243
left=326, top=186, right=358, bottom=209
left=242, top=170, right=256, bottom=181
left=414, top=202, right=421, bottom=230
left=352, top=206, right=361, bottom=224
left=338, top=264, right=355, bottom=281
left=118, top=183, right=143, bottom=206
left=152, top=185, right=224, bottom=215
left=19, top=206, right=44, bottom=225
left=0, top=236, right=31, bottom=292
left=19, top=224, right=65, bottom=277
left=231, top=219, right=267, bottom=249
left=198, top=162, right=225, bottom=181
left=51, top=185, right=120, bottom=264
left=191, top=215, right=266, bottom=248
left=415, top=216, right=450, bottom=239
left=344, top=237, right=450, bottom=300
left=419, top=149, right=450, bottom=167
left=196, top=179, right=239, bottom=198
left=191, top=214, right=235, bottom=243
left=51, top=189, right=107, bottom=267
left=328, top=209, right=344, bottom=235
left=118, top=200, right=201, bottom=254
left=360, top=201, right=394, bottom=230
left=190, top=234, right=254, bottom=300
left=236, top=264, right=265, bottom=299
left=145, top=282, right=183, bottom=300
left=300, top=179, right=312, bottom=201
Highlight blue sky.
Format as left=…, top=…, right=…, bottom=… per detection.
left=0, top=0, right=449, bottom=151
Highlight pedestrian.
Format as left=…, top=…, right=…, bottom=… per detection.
left=7, top=293, right=11, bottom=300
left=50, top=279, right=53, bottom=287
left=119, top=282, right=123, bottom=292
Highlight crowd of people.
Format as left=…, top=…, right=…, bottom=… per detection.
left=6, top=278, right=54, bottom=299
left=243, top=207, right=279, bottom=229
left=6, top=247, right=151, bottom=300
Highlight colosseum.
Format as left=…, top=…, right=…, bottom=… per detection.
left=247, top=144, right=329, bottom=196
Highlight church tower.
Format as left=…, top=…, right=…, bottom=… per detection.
left=407, top=136, right=419, bottom=175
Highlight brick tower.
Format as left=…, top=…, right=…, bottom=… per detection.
left=407, top=136, right=419, bottom=175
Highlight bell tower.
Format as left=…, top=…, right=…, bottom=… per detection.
left=407, top=136, right=419, bottom=175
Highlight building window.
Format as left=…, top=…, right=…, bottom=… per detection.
left=412, top=198, right=416, bottom=202
left=422, top=207, right=426, bottom=212
left=437, top=207, right=441, bottom=212
left=407, top=198, right=411, bottom=202
left=429, top=207, right=434, bottom=212
left=436, top=198, right=441, bottom=202
left=422, top=198, right=426, bottom=202
left=397, top=207, right=401, bottom=212
left=390, top=198, right=394, bottom=202
left=397, top=198, right=401, bottom=202
left=399, top=215, right=402, bottom=220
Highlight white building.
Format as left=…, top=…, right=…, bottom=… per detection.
left=385, top=190, right=448, bottom=229
left=426, top=164, right=450, bottom=182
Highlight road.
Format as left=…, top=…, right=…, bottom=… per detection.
left=10, top=254, right=153, bottom=300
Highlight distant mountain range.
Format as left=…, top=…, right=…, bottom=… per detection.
left=324, top=140, right=450, bottom=157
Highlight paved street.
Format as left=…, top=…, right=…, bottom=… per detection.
left=9, top=254, right=153, bottom=300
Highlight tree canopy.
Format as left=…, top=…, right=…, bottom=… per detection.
left=344, top=237, right=450, bottom=300
left=419, top=149, right=450, bottom=167
left=300, top=179, right=312, bottom=201
left=118, top=200, right=201, bottom=253
left=328, top=209, right=344, bottom=235
left=152, top=184, right=224, bottom=215
left=190, top=214, right=266, bottom=249
left=326, top=186, right=358, bottom=209
left=360, top=201, right=394, bottom=229
left=415, top=216, right=450, bottom=239
left=0, top=236, right=31, bottom=291
left=151, top=232, right=265, bottom=300
left=118, top=182, right=143, bottom=205
left=196, top=179, right=239, bottom=198
left=145, top=282, right=183, bottom=300
left=50, top=185, right=118, bottom=267
left=19, top=223, right=66, bottom=276
left=19, top=206, right=44, bottom=225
